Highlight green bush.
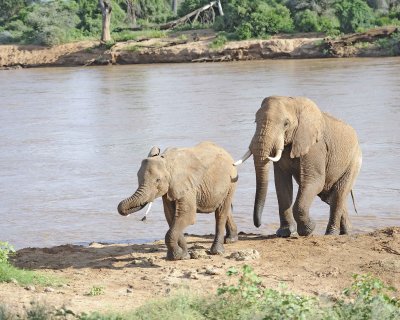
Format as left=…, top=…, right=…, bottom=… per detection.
left=215, top=0, right=294, bottom=39
left=235, top=22, right=253, bottom=40
left=0, top=242, right=15, bottom=264
left=209, top=33, right=228, bottom=49
left=294, top=9, right=340, bottom=35
left=319, top=14, right=341, bottom=35
left=334, top=0, right=374, bottom=33
left=250, top=2, right=294, bottom=36
left=294, top=9, right=321, bottom=32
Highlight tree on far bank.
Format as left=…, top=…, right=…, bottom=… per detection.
left=172, top=0, right=178, bottom=14
left=0, top=0, right=26, bottom=22
left=99, top=0, right=112, bottom=42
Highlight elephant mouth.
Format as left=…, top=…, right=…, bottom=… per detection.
left=118, top=202, right=147, bottom=216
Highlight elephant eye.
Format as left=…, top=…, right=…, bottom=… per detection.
left=284, top=119, right=290, bottom=128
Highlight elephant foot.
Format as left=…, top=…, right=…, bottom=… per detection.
left=166, top=248, right=190, bottom=261
left=340, top=228, right=349, bottom=235
left=297, top=220, right=316, bottom=236
left=209, top=243, right=225, bottom=255
left=224, top=234, right=238, bottom=244
left=276, top=225, right=296, bottom=238
left=325, top=228, right=340, bottom=236
left=340, top=223, right=350, bottom=235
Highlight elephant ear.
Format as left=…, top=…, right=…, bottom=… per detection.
left=165, top=149, right=206, bottom=200
left=148, top=146, right=160, bottom=157
left=290, top=99, right=324, bottom=158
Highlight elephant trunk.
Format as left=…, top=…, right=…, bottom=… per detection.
left=253, top=153, right=271, bottom=228
left=251, top=125, right=284, bottom=227
left=117, top=186, right=148, bottom=216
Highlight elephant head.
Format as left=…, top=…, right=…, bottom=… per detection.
left=235, top=96, right=324, bottom=227
left=117, top=146, right=205, bottom=216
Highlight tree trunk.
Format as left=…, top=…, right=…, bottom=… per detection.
left=172, top=0, right=178, bottom=15
left=126, top=0, right=137, bottom=27
left=99, top=0, right=112, bottom=42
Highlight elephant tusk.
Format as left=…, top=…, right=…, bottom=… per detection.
left=141, top=202, right=153, bottom=221
left=233, top=149, right=252, bottom=166
left=268, top=149, right=283, bottom=162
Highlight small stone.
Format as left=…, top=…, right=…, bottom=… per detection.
left=141, top=276, right=150, bottom=280
left=10, top=278, right=18, bottom=284
left=127, top=288, right=133, bottom=293
left=190, top=249, right=210, bottom=259
left=228, top=249, right=260, bottom=261
left=205, top=267, right=221, bottom=275
left=25, top=285, right=36, bottom=291
left=184, top=271, right=199, bottom=280
left=44, top=287, right=55, bottom=293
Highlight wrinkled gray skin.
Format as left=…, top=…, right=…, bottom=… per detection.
left=246, top=96, right=362, bottom=236
left=118, top=141, right=238, bottom=260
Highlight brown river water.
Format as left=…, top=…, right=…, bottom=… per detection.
left=1, top=58, right=399, bottom=249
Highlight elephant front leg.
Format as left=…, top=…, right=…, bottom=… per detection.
left=162, top=196, right=186, bottom=252
left=164, top=198, right=196, bottom=261
left=274, top=165, right=296, bottom=237
left=293, top=181, right=324, bottom=236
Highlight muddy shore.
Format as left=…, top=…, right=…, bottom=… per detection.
left=0, top=227, right=399, bottom=316
left=0, top=28, right=398, bottom=69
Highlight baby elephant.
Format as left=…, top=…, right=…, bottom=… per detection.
left=117, top=141, right=239, bottom=260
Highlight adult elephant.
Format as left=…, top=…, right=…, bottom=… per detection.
left=235, top=96, right=362, bottom=237
left=118, top=141, right=238, bottom=260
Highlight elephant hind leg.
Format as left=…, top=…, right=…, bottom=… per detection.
left=325, top=185, right=352, bottom=235
left=325, top=195, right=348, bottom=235
left=224, top=204, right=238, bottom=244
left=210, top=197, right=234, bottom=255
left=326, top=157, right=360, bottom=235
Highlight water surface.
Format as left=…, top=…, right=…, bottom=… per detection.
left=1, top=58, right=399, bottom=249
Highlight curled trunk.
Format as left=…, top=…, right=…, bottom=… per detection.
left=117, top=187, right=148, bottom=216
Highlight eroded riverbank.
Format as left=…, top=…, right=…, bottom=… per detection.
left=1, top=28, right=398, bottom=69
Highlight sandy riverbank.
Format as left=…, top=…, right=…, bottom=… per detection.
left=0, top=227, right=399, bottom=316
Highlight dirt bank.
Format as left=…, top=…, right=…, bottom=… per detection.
left=1, top=227, right=399, bottom=316
left=1, top=28, right=398, bottom=69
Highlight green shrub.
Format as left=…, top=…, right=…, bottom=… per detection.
left=294, top=9, right=321, bottom=32
left=336, top=273, right=400, bottom=319
left=0, top=242, right=63, bottom=287
left=294, top=9, right=341, bottom=35
left=235, top=22, right=253, bottom=39
left=216, top=0, right=294, bottom=39
left=209, top=33, right=228, bottom=49
left=250, top=2, right=294, bottom=36
left=319, top=14, right=341, bottom=35
left=87, top=286, right=105, bottom=296
left=0, top=242, right=15, bottom=264
left=334, top=0, right=374, bottom=33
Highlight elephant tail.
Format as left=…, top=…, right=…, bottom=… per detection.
left=351, top=190, right=358, bottom=214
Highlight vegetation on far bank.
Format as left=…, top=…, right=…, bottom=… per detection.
left=0, top=0, right=399, bottom=46
left=1, top=264, right=399, bottom=320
